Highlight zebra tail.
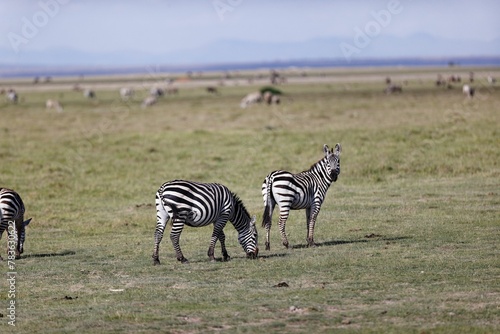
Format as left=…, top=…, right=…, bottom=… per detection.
left=155, top=192, right=170, bottom=225
left=262, top=175, right=274, bottom=228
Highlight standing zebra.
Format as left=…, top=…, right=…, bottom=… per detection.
left=152, top=180, right=258, bottom=265
left=0, top=188, right=32, bottom=260
left=261, top=144, right=341, bottom=250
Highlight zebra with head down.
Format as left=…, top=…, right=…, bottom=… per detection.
left=0, top=188, right=32, bottom=260
left=152, top=180, right=258, bottom=264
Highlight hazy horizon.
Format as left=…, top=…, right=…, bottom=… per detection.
left=1, top=0, right=499, bottom=67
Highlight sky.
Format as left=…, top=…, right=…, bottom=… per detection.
left=1, top=0, right=499, bottom=66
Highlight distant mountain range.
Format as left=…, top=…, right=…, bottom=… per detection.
left=1, top=33, right=499, bottom=77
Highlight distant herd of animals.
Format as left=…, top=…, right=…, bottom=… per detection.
left=1, top=143, right=341, bottom=265
left=1, top=70, right=496, bottom=110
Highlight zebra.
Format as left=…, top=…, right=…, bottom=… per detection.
left=0, top=188, right=32, bottom=260
left=152, top=180, right=258, bottom=265
left=261, top=144, right=341, bottom=250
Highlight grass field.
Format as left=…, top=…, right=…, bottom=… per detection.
left=1, top=66, right=499, bottom=333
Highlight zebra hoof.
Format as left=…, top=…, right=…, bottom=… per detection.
left=307, top=240, right=317, bottom=248
left=179, top=257, right=189, bottom=264
left=223, top=255, right=231, bottom=262
left=265, top=243, right=270, bottom=251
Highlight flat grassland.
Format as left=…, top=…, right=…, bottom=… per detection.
left=1, top=67, right=499, bottom=333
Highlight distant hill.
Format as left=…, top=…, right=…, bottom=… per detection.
left=1, top=33, right=499, bottom=78
left=2, top=33, right=499, bottom=68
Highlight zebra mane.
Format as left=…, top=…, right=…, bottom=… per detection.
left=305, top=155, right=328, bottom=173
left=231, top=192, right=251, bottom=219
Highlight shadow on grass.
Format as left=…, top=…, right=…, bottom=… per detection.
left=20, top=250, right=76, bottom=259
left=291, top=236, right=412, bottom=249
left=201, top=252, right=289, bottom=262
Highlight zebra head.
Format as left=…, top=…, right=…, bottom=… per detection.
left=238, top=215, right=259, bottom=259
left=17, top=218, right=32, bottom=255
left=323, top=143, right=342, bottom=182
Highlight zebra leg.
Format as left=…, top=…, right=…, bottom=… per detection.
left=306, top=207, right=321, bottom=247
left=305, top=207, right=313, bottom=247
left=216, top=230, right=230, bottom=262
left=170, top=220, right=188, bottom=263
left=262, top=199, right=275, bottom=251
left=278, top=208, right=291, bottom=248
left=152, top=195, right=170, bottom=265
left=265, top=225, right=271, bottom=251
left=208, top=220, right=228, bottom=262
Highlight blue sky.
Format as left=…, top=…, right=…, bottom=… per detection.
left=1, top=0, right=499, bottom=65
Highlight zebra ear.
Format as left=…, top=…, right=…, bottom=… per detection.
left=334, top=143, right=342, bottom=155
left=323, top=144, right=330, bottom=155
left=24, top=218, right=32, bottom=226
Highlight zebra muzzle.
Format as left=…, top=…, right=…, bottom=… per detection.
left=246, top=248, right=259, bottom=259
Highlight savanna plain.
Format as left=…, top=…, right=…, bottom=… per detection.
left=1, top=67, right=499, bottom=333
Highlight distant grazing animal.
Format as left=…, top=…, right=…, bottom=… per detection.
left=46, top=99, right=63, bottom=112
left=142, top=96, right=157, bottom=108
left=271, top=94, right=281, bottom=104
left=263, top=91, right=280, bottom=105
left=462, top=84, right=475, bottom=98
left=469, top=71, right=474, bottom=83
left=206, top=86, right=219, bottom=94
left=150, top=87, right=164, bottom=97
left=152, top=180, right=258, bottom=264
left=84, top=89, right=95, bottom=99
left=120, top=87, right=134, bottom=100
left=487, top=75, right=496, bottom=85
left=0, top=188, right=32, bottom=260
left=270, top=70, right=280, bottom=84
left=240, top=91, right=263, bottom=108
left=261, top=144, right=341, bottom=250
left=435, top=74, right=447, bottom=87
left=7, top=89, right=18, bottom=103
left=384, top=84, right=403, bottom=94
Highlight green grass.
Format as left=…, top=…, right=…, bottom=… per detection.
left=1, top=67, right=499, bottom=333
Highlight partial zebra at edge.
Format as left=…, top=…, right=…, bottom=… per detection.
left=0, top=188, right=32, bottom=260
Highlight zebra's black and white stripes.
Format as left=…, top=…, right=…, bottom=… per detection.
left=261, top=144, right=341, bottom=250
left=0, top=188, right=32, bottom=260
left=152, top=180, right=258, bottom=264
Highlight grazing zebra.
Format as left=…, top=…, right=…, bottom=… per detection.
left=0, top=188, right=32, bottom=260
left=261, top=144, right=341, bottom=250
left=152, top=180, right=258, bottom=265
